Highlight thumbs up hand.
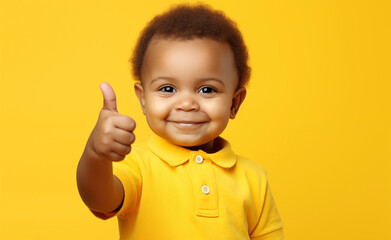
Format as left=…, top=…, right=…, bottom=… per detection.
left=89, top=82, right=136, bottom=162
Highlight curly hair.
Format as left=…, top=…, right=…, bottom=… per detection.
left=130, top=4, right=251, bottom=87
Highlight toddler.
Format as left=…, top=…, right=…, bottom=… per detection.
left=77, top=4, right=284, bottom=240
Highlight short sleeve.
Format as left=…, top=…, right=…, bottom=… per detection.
left=89, top=149, right=143, bottom=220
left=112, top=149, right=143, bottom=218
left=250, top=177, right=284, bottom=240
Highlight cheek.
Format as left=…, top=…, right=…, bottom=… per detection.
left=203, top=98, right=232, bottom=121
left=145, top=96, right=171, bottom=119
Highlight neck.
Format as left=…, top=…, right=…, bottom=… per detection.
left=184, top=139, right=217, bottom=153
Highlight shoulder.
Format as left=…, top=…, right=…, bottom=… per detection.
left=130, top=142, right=150, bottom=155
left=234, top=155, right=269, bottom=185
left=117, top=141, right=166, bottom=171
left=123, top=142, right=153, bottom=162
left=112, top=143, right=151, bottom=171
left=218, top=137, right=268, bottom=181
left=236, top=155, right=267, bottom=175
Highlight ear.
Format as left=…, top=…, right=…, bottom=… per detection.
left=230, top=87, right=247, bottom=119
left=134, top=82, right=146, bottom=115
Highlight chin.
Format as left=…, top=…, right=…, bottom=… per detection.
left=172, top=139, right=203, bottom=147
left=168, top=135, right=211, bottom=148
left=150, top=131, right=191, bottom=146
left=151, top=128, right=217, bottom=148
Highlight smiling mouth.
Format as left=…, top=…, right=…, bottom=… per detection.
left=168, top=121, right=207, bottom=129
left=171, top=121, right=205, bottom=125
left=176, top=122, right=202, bottom=125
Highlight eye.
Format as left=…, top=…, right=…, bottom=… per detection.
left=198, top=86, right=216, bottom=94
left=158, top=85, right=176, bottom=93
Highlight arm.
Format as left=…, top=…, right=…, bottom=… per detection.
left=249, top=167, right=284, bottom=239
left=77, top=82, right=135, bottom=213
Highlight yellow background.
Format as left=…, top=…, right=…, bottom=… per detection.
left=1, top=0, right=390, bottom=239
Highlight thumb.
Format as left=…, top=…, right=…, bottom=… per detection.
left=100, top=82, right=118, bottom=112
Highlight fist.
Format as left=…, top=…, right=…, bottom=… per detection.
left=90, top=82, right=136, bottom=161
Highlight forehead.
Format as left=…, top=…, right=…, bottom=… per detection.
left=146, top=36, right=231, bottom=53
left=141, top=37, right=238, bottom=84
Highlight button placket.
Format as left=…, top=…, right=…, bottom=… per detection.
left=190, top=152, right=218, bottom=218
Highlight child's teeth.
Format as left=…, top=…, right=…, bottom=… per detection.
left=179, top=123, right=193, bottom=126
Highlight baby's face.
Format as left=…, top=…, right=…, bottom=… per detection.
left=135, top=37, right=246, bottom=150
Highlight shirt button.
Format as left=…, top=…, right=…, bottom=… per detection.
left=202, top=185, right=210, bottom=195
left=195, top=155, right=204, bottom=163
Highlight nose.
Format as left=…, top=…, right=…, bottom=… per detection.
left=175, top=93, right=200, bottom=111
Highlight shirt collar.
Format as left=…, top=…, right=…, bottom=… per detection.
left=148, top=134, right=237, bottom=169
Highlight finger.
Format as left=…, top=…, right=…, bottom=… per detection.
left=111, top=141, right=132, bottom=156
left=113, top=115, right=136, bottom=132
left=107, top=151, right=126, bottom=162
left=100, top=82, right=118, bottom=112
left=113, top=129, right=135, bottom=146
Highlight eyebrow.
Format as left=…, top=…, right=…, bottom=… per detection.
left=150, top=76, right=176, bottom=85
left=150, top=76, right=225, bottom=86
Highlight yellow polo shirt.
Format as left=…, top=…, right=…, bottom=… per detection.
left=107, top=134, right=283, bottom=239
